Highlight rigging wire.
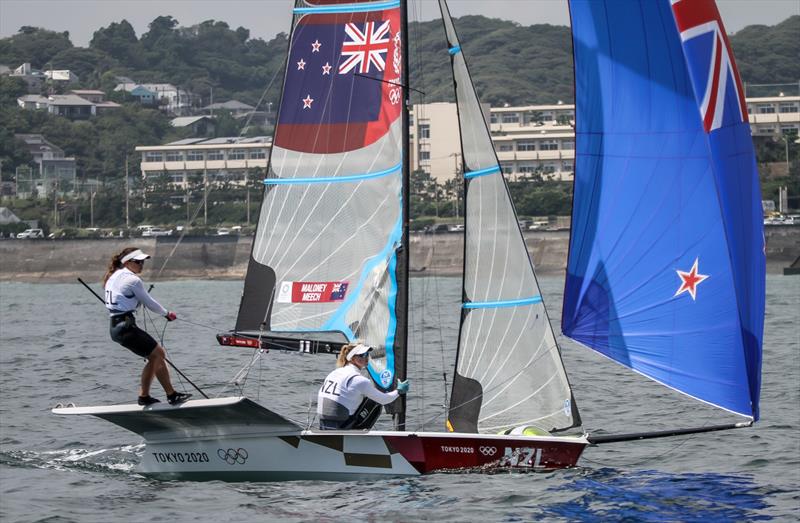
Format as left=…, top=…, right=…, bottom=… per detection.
left=151, top=64, right=284, bottom=283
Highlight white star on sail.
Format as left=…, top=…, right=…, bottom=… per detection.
left=297, top=59, right=306, bottom=70
left=311, top=40, right=321, bottom=52
left=322, top=62, right=332, bottom=75
left=302, top=94, right=314, bottom=109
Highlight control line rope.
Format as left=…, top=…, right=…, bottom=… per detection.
left=77, top=277, right=209, bottom=399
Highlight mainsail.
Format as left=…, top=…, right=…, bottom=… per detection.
left=236, top=0, right=408, bottom=393
left=440, top=0, right=581, bottom=434
left=564, top=0, right=764, bottom=419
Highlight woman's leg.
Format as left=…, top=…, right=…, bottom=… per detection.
left=141, top=345, right=175, bottom=397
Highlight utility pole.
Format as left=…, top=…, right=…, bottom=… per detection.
left=53, top=177, right=58, bottom=227
left=203, top=168, right=208, bottom=226
left=125, top=155, right=130, bottom=229
left=245, top=170, right=251, bottom=226
left=90, top=191, right=95, bottom=227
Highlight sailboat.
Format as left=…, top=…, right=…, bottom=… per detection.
left=53, top=0, right=763, bottom=480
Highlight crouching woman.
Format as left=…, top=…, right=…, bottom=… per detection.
left=317, top=343, right=409, bottom=430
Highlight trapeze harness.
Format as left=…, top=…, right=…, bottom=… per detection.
left=104, top=268, right=167, bottom=357
left=317, top=364, right=399, bottom=430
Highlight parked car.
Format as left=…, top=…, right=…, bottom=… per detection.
left=447, top=224, right=465, bottom=232
left=527, top=221, right=549, bottom=230
left=216, top=228, right=231, bottom=236
left=17, top=228, right=44, bottom=239
left=141, top=227, right=172, bottom=237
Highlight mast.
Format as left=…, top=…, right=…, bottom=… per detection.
left=394, top=0, right=411, bottom=432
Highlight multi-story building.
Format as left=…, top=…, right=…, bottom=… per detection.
left=409, top=103, right=473, bottom=183
left=409, top=96, right=799, bottom=182
left=135, top=137, right=271, bottom=190
left=746, top=96, right=800, bottom=136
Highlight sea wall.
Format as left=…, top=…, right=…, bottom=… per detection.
left=0, top=227, right=797, bottom=283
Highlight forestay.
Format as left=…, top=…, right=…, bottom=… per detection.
left=235, top=0, right=407, bottom=391
left=564, top=0, right=764, bottom=419
left=440, top=0, right=581, bottom=434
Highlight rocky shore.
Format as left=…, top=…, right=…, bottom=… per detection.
left=0, top=228, right=797, bottom=283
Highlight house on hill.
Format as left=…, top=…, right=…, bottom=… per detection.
left=170, top=116, right=215, bottom=136
left=14, top=134, right=77, bottom=198
left=202, top=100, right=255, bottom=116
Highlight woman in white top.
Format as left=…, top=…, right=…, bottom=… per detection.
left=103, top=247, right=190, bottom=407
left=317, top=343, right=409, bottom=429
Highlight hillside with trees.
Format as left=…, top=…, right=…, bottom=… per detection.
left=0, top=14, right=797, bottom=230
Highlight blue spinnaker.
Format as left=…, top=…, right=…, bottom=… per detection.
left=564, top=0, right=764, bottom=419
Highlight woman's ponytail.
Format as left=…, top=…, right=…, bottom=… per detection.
left=102, top=247, right=138, bottom=286
left=336, top=343, right=355, bottom=368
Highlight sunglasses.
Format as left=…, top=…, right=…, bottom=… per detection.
left=130, top=259, right=144, bottom=265
left=355, top=352, right=370, bottom=359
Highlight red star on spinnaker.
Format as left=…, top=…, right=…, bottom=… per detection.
left=674, top=258, right=709, bottom=301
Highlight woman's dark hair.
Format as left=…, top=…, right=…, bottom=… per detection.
left=102, top=247, right=139, bottom=286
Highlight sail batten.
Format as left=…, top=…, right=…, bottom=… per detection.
left=439, top=0, right=581, bottom=435
left=564, top=0, right=764, bottom=420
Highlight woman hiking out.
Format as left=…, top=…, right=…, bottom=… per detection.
left=103, top=247, right=191, bottom=407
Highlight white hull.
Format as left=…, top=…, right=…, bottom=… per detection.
left=54, top=397, right=588, bottom=481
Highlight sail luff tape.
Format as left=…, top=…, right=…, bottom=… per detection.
left=263, top=162, right=402, bottom=185
left=294, top=0, right=400, bottom=15
left=463, top=296, right=543, bottom=309
left=464, top=165, right=501, bottom=179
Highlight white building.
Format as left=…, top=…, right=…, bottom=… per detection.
left=136, top=137, right=271, bottom=190
left=746, top=96, right=800, bottom=136
left=115, top=82, right=191, bottom=114
left=409, top=96, right=800, bottom=182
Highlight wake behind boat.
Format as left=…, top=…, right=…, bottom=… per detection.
left=54, top=0, right=764, bottom=481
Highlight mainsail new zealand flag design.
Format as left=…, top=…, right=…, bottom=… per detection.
left=275, top=7, right=402, bottom=154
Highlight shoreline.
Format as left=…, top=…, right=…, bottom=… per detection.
left=1, top=228, right=797, bottom=283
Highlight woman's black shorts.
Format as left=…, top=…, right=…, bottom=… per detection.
left=110, top=313, right=157, bottom=358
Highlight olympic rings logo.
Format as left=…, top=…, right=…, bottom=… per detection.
left=479, top=446, right=497, bottom=456
left=217, top=448, right=249, bottom=465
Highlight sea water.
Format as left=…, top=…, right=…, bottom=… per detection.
left=1, top=275, right=798, bottom=522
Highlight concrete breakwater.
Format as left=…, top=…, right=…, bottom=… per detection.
left=0, top=228, right=797, bottom=283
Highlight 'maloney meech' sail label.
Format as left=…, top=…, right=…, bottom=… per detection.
left=236, top=0, right=405, bottom=390
left=439, top=0, right=580, bottom=435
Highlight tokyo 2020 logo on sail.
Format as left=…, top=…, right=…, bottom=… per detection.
left=217, top=448, right=249, bottom=465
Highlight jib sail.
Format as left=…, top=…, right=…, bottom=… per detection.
left=440, top=0, right=581, bottom=434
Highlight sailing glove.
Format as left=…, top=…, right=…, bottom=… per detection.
left=165, top=311, right=177, bottom=321
left=396, top=380, right=409, bottom=395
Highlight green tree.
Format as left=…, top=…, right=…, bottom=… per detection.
left=0, top=26, right=73, bottom=68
